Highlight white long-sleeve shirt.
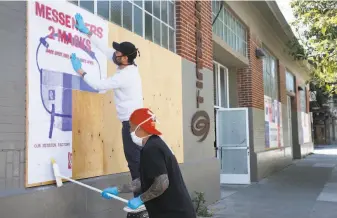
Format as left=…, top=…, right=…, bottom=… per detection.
left=83, top=34, right=144, bottom=122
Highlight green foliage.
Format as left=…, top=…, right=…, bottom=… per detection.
left=289, top=0, right=337, bottom=94
left=192, top=191, right=213, bottom=217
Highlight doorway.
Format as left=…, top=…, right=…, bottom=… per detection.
left=216, top=108, right=250, bottom=184
left=213, top=61, right=229, bottom=163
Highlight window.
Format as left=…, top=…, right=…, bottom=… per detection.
left=300, top=87, right=307, bottom=112
left=286, top=71, right=295, bottom=93
left=110, top=1, right=122, bottom=25
left=70, top=0, right=176, bottom=52
left=123, top=1, right=133, bottom=31
left=212, top=2, right=247, bottom=57
left=263, top=49, right=278, bottom=101
left=79, top=0, right=94, bottom=13
left=97, top=1, right=109, bottom=20
left=213, top=62, right=229, bottom=109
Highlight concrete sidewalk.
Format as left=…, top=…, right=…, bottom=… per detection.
left=209, top=146, right=337, bottom=218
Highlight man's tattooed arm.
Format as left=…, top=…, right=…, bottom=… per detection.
left=117, top=178, right=141, bottom=193
left=140, top=174, right=169, bottom=202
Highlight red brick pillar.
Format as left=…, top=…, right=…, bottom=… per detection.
left=175, top=1, right=214, bottom=143
left=175, top=0, right=213, bottom=70
left=237, top=32, right=264, bottom=110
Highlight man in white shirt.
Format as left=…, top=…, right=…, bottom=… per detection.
left=70, top=13, right=144, bottom=198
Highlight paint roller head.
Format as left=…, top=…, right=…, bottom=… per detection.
left=123, top=205, right=147, bottom=214
left=51, top=158, right=63, bottom=187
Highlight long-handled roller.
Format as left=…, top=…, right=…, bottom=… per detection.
left=51, top=159, right=146, bottom=213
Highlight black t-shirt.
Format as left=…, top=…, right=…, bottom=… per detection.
left=140, top=135, right=196, bottom=218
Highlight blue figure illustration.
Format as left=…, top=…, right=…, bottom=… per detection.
left=48, top=90, right=55, bottom=100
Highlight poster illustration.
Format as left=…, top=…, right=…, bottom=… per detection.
left=264, top=95, right=283, bottom=148
left=278, top=102, right=284, bottom=147
left=27, top=1, right=108, bottom=186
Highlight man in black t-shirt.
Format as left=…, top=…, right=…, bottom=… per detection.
left=101, top=108, right=196, bottom=218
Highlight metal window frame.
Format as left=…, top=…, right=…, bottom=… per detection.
left=213, top=61, right=230, bottom=109
left=72, top=0, right=176, bottom=53
left=94, top=1, right=111, bottom=21
left=212, top=4, right=247, bottom=57
left=262, top=47, right=279, bottom=101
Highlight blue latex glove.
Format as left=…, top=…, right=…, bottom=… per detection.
left=127, top=196, right=144, bottom=209
left=70, top=53, right=82, bottom=72
left=75, top=13, right=90, bottom=34
left=101, top=187, right=119, bottom=199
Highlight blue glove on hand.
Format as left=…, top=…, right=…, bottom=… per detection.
left=75, top=13, right=90, bottom=34
left=70, top=53, right=82, bottom=72
left=101, top=187, right=119, bottom=200
left=127, top=196, right=144, bottom=209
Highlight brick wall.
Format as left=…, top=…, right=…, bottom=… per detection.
left=237, top=32, right=264, bottom=110
left=278, top=61, right=287, bottom=105
left=176, top=0, right=213, bottom=70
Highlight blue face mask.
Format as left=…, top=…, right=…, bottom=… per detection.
left=112, top=52, right=122, bottom=66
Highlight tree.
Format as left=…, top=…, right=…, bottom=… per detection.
left=289, top=0, right=337, bottom=95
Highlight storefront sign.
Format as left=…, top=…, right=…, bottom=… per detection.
left=191, top=1, right=210, bottom=142
left=26, top=1, right=108, bottom=186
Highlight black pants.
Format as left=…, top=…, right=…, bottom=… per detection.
left=122, top=121, right=142, bottom=197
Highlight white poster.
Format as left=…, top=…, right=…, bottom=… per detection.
left=27, top=1, right=108, bottom=186
left=278, top=102, right=284, bottom=147
left=264, top=95, right=283, bottom=149
left=269, top=99, right=278, bottom=148
left=264, top=96, right=270, bottom=148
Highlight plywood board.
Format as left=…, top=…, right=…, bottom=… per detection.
left=72, top=89, right=130, bottom=179
left=108, top=23, right=184, bottom=163
left=71, top=22, right=184, bottom=180
left=102, top=91, right=129, bottom=175
left=72, top=90, right=105, bottom=179
left=141, top=43, right=184, bottom=163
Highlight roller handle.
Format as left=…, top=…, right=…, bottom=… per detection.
left=59, top=175, right=128, bottom=203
